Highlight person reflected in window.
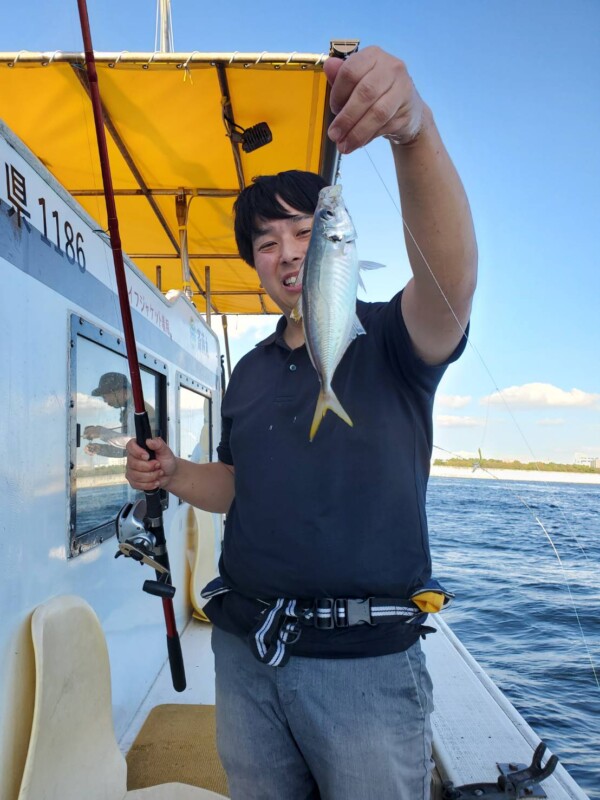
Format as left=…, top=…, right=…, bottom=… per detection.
left=84, top=372, right=154, bottom=458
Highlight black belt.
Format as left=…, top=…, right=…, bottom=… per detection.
left=247, top=596, right=426, bottom=668
left=298, top=597, right=421, bottom=629
left=202, top=576, right=449, bottom=668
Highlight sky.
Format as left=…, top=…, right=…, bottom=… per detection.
left=2, top=0, right=599, bottom=464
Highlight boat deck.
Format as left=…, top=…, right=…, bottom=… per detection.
left=119, top=617, right=589, bottom=800
left=120, top=620, right=216, bottom=754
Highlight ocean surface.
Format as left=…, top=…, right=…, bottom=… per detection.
left=427, top=477, right=599, bottom=799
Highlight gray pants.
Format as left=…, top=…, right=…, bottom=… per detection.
left=211, top=626, right=434, bottom=800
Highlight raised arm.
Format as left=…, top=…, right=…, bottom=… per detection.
left=324, top=46, right=478, bottom=364
left=125, top=437, right=235, bottom=514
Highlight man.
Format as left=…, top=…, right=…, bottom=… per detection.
left=126, top=46, right=477, bottom=800
left=85, top=371, right=154, bottom=458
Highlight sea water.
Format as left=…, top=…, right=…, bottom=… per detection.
left=427, top=477, right=599, bottom=799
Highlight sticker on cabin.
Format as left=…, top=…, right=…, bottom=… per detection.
left=2, top=155, right=87, bottom=272
left=128, top=285, right=172, bottom=337
left=189, top=319, right=210, bottom=357
left=5, top=163, right=31, bottom=226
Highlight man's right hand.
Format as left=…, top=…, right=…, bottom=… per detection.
left=125, top=437, right=177, bottom=492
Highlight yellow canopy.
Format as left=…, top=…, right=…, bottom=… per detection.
left=0, top=49, right=345, bottom=313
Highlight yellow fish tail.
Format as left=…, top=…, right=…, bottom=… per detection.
left=309, top=388, right=353, bottom=441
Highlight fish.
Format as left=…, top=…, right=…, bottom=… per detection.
left=291, top=184, right=382, bottom=441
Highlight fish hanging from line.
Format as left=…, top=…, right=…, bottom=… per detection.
left=291, top=184, right=383, bottom=440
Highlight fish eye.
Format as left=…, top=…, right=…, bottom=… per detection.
left=319, top=208, right=335, bottom=220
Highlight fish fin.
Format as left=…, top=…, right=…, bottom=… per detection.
left=351, top=314, right=366, bottom=339
left=290, top=293, right=303, bottom=322
left=358, top=261, right=385, bottom=294
left=359, top=260, right=386, bottom=271
left=309, top=388, right=353, bottom=441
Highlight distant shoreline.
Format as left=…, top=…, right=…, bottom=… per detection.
left=430, top=465, right=600, bottom=485
left=77, top=474, right=127, bottom=489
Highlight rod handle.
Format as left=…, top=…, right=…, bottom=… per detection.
left=167, top=632, right=187, bottom=692
left=133, top=411, right=164, bottom=522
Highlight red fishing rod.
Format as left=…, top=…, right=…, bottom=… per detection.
left=76, top=0, right=186, bottom=691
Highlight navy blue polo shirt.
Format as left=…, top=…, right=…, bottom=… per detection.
left=205, top=290, right=467, bottom=658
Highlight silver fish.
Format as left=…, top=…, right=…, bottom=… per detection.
left=292, top=184, right=369, bottom=441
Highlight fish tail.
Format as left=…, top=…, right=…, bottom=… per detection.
left=309, top=387, right=353, bottom=441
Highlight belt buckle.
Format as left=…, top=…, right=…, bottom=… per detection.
left=347, top=598, right=374, bottom=626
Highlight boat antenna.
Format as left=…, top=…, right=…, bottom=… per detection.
left=155, top=0, right=174, bottom=53
left=76, top=0, right=186, bottom=692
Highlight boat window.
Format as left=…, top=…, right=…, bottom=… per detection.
left=178, top=378, right=212, bottom=465
left=69, top=316, right=167, bottom=557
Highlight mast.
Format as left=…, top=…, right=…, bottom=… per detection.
left=156, top=0, right=174, bottom=53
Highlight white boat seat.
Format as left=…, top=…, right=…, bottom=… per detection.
left=17, top=595, right=228, bottom=800
left=189, top=507, right=221, bottom=622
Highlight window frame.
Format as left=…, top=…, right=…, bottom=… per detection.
left=68, top=314, right=168, bottom=558
left=176, top=371, right=213, bottom=467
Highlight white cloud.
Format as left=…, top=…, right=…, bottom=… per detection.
left=536, top=418, right=565, bottom=426
left=482, top=383, right=600, bottom=409
left=436, top=393, right=472, bottom=409
left=76, top=393, right=107, bottom=412
left=435, top=415, right=485, bottom=428
left=212, top=314, right=276, bottom=342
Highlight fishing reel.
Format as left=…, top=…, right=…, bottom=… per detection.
left=115, top=498, right=175, bottom=600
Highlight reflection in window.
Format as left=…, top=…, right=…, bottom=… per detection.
left=71, top=330, right=164, bottom=556
left=179, top=385, right=211, bottom=464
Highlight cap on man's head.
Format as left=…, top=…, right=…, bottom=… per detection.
left=91, top=372, right=130, bottom=396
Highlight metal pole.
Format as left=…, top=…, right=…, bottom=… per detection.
left=222, top=314, right=232, bottom=379
left=205, top=266, right=212, bottom=327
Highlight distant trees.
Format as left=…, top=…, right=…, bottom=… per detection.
left=433, top=458, right=600, bottom=474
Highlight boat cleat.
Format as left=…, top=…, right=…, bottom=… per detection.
left=442, top=742, right=558, bottom=799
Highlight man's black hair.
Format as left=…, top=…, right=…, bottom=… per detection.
left=233, top=170, right=328, bottom=268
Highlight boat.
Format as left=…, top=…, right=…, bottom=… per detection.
left=0, top=7, right=592, bottom=799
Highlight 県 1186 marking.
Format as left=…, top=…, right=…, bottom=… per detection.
left=38, top=197, right=86, bottom=271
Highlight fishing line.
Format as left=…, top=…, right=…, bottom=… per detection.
left=434, top=444, right=592, bottom=568
left=363, top=144, right=594, bottom=562
left=364, top=146, right=547, bottom=465
left=433, top=444, right=600, bottom=691
left=361, top=144, right=599, bottom=692
left=478, top=394, right=491, bottom=456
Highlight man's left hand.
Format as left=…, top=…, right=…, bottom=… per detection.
left=323, top=46, right=425, bottom=154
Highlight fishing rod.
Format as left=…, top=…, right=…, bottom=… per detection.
left=76, top=0, right=186, bottom=692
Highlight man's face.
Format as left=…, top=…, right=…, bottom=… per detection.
left=102, top=388, right=126, bottom=408
left=251, top=199, right=313, bottom=317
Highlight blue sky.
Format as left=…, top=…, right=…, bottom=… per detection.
left=3, top=0, right=599, bottom=463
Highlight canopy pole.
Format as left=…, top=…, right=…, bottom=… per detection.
left=76, top=0, right=186, bottom=692
left=205, top=266, right=212, bottom=327
left=222, top=315, right=232, bottom=380
left=175, top=192, right=192, bottom=299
